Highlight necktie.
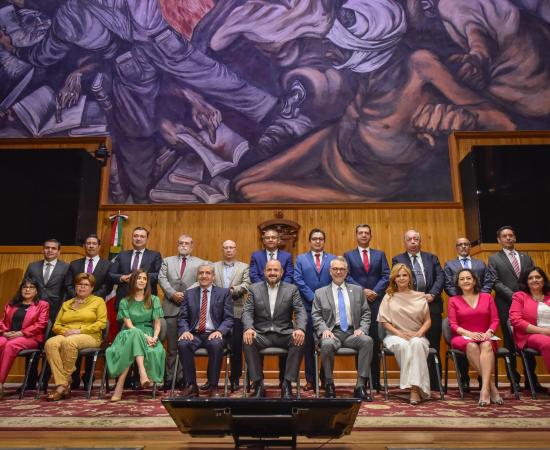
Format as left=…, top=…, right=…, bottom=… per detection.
left=269, top=252, right=275, bottom=260
left=131, top=251, right=141, bottom=271
left=179, top=256, right=187, bottom=278
left=412, top=255, right=426, bottom=292
left=315, top=253, right=321, bottom=272
left=43, top=262, right=52, bottom=284
left=197, top=289, right=208, bottom=333
left=337, top=287, right=348, bottom=332
left=461, top=258, right=470, bottom=269
left=510, top=251, right=521, bottom=278
left=362, top=249, right=370, bottom=273
left=87, top=258, right=94, bottom=274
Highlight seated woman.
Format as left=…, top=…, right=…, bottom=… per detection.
left=0, top=279, right=49, bottom=398
left=106, top=269, right=165, bottom=401
left=448, top=269, right=502, bottom=406
left=378, top=263, right=431, bottom=404
left=510, top=266, right=550, bottom=379
left=44, top=273, right=106, bottom=401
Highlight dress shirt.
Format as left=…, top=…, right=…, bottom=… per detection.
left=223, top=261, right=235, bottom=288
left=537, top=302, right=550, bottom=328
left=357, top=247, right=370, bottom=259
left=266, top=249, right=278, bottom=261
left=408, top=252, right=426, bottom=278
left=267, top=282, right=280, bottom=317
left=195, top=286, right=215, bottom=333
left=503, top=248, right=522, bottom=273
left=43, top=259, right=58, bottom=278
left=131, top=249, right=144, bottom=270
left=311, top=251, right=324, bottom=260
left=331, top=282, right=351, bottom=327
left=458, top=256, right=471, bottom=269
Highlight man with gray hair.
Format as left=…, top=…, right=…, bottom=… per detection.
left=159, top=234, right=206, bottom=390
left=312, top=256, right=373, bottom=400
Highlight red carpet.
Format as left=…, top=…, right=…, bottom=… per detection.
left=1, top=387, right=549, bottom=431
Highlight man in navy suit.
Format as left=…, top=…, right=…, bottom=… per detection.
left=109, top=226, right=162, bottom=310
left=443, top=237, right=495, bottom=391
left=392, top=229, right=444, bottom=390
left=177, top=263, right=233, bottom=398
left=294, top=228, right=335, bottom=390
left=344, top=224, right=390, bottom=390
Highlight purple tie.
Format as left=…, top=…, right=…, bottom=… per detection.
left=87, top=258, right=94, bottom=274
left=131, top=251, right=141, bottom=271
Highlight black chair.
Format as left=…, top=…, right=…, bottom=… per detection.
left=16, top=320, right=52, bottom=399
left=242, top=347, right=301, bottom=398
left=507, top=320, right=540, bottom=400
left=442, top=318, right=520, bottom=400
left=37, top=321, right=110, bottom=399
left=313, top=346, right=373, bottom=399
left=378, top=322, right=444, bottom=401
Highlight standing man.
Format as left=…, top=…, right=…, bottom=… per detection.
left=242, top=260, right=306, bottom=398
left=312, top=257, right=373, bottom=400
left=109, top=226, right=162, bottom=310
left=392, top=229, right=444, bottom=390
left=488, top=226, right=542, bottom=391
left=294, top=228, right=335, bottom=391
left=443, top=237, right=495, bottom=392
left=213, top=240, right=250, bottom=392
left=65, top=233, right=112, bottom=389
left=177, top=264, right=233, bottom=398
left=344, top=224, right=390, bottom=391
left=159, top=234, right=206, bottom=390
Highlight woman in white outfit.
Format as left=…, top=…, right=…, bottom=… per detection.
left=378, top=263, right=431, bottom=404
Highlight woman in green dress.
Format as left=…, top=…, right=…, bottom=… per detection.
left=106, top=269, right=165, bottom=401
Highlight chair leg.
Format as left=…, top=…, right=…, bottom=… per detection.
left=381, top=352, right=389, bottom=401
left=86, top=353, right=99, bottom=399
left=314, top=349, right=319, bottom=399
left=444, top=352, right=449, bottom=395
left=450, top=352, right=463, bottom=399
left=296, top=370, right=301, bottom=399
left=35, top=355, right=48, bottom=399
left=224, top=352, right=230, bottom=397
left=494, top=354, right=499, bottom=388
left=99, top=360, right=108, bottom=399
left=170, top=355, right=179, bottom=397
left=152, top=382, right=157, bottom=399
left=433, top=353, right=444, bottom=400
left=521, top=351, right=537, bottom=400
left=242, top=361, right=248, bottom=398
left=20, top=353, right=36, bottom=400
left=504, top=355, right=520, bottom=400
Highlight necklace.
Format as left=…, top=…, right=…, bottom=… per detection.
left=532, top=294, right=545, bottom=302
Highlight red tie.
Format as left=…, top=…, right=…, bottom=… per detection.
left=362, top=249, right=370, bottom=273
left=197, top=289, right=208, bottom=333
left=179, top=256, right=187, bottom=278
left=510, top=251, right=521, bottom=278
left=315, top=253, right=321, bottom=272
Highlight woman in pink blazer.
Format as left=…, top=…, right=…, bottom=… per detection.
left=0, top=279, right=49, bottom=398
left=510, top=267, right=550, bottom=375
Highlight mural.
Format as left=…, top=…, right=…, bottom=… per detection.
left=0, top=0, right=549, bottom=204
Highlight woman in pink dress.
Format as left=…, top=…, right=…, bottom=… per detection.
left=447, top=268, right=502, bottom=406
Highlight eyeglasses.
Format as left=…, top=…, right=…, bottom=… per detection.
left=76, top=283, right=91, bottom=288
left=330, top=268, right=347, bottom=272
left=22, top=286, right=37, bottom=290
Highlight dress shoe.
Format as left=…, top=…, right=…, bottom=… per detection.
left=47, top=386, right=70, bottom=402
left=353, top=386, right=372, bottom=402
left=302, top=381, right=314, bottom=392
left=206, top=386, right=221, bottom=398
left=281, top=380, right=293, bottom=399
left=199, top=382, right=211, bottom=391
left=252, top=382, right=265, bottom=398
left=110, top=394, right=122, bottom=402
left=230, top=380, right=240, bottom=393
left=180, top=384, right=199, bottom=398
left=325, top=383, right=336, bottom=399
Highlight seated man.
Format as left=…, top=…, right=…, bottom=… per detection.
left=177, top=264, right=233, bottom=398
left=242, top=260, right=306, bottom=398
left=312, top=256, right=373, bottom=401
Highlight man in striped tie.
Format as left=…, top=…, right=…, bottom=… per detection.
left=177, top=263, right=233, bottom=398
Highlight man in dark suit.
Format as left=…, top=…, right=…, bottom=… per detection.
left=443, top=237, right=495, bottom=392
left=65, top=233, right=112, bottom=389
left=177, top=263, right=233, bottom=398
left=23, top=238, right=69, bottom=389
left=243, top=260, right=306, bottom=398
left=109, top=226, right=162, bottom=310
left=344, top=224, right=390, bottom=390
left=294, top=228, right=335, bottom=391
left=488, top=226, right=542, bottom=391
left=392, top=229, right=444, bottom=390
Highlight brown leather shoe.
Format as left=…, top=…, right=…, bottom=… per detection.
left=180, top=384, right=199, bottom=398
left=206, top=386, right=221, bottom=398
left=302, top=381, right=314, bottom=392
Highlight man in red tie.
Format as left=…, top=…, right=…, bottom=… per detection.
left=294, top=228, right=336, bottom=391
left=344, top=224, right=390, bottom=391
left=177, top=263, right=233, bottom=398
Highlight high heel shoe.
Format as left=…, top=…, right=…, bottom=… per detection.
left=491, top=396, right=504, bottom=405
left=410, top=386, right=421, bottom=405
left=478, top=399, right=489, bottom=407
left=47, top=386, right=70, bottom=402
left=110, top=394, right=122, bottom=402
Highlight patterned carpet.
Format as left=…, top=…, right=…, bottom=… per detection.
left=1, top=386, right=549, bottom=431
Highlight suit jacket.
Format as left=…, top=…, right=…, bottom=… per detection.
left=509, top=290, right=550, bottom=349
left=213, top=260, right=250, bottom=318
left=23, top=260, right=69, bottom=316
left=242, top=281, right=306, bottom=335
left=65, top=257, right=112, bottom=299
left=443, top=257, right=494, bottom=297
left=311, top=283, right=370, bottom=339
left=109, top=248, right=162, bottom=303
left=488, top=250, right=534, bottom=308
left=293, top=252, right=335, bottom=312
left=391, top=251, right=445, bottom=314
left=176, top=285, right=234, bottom=336
left=249, top=250, right=294, bottom=283
left=159, top=255, right=206, bottom=317
left=0, top=300, right=50, bottom=342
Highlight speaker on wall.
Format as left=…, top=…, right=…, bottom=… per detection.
left=0, top=149, right=102, bottom=246
left=459, top=145, right=550, bottom=244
